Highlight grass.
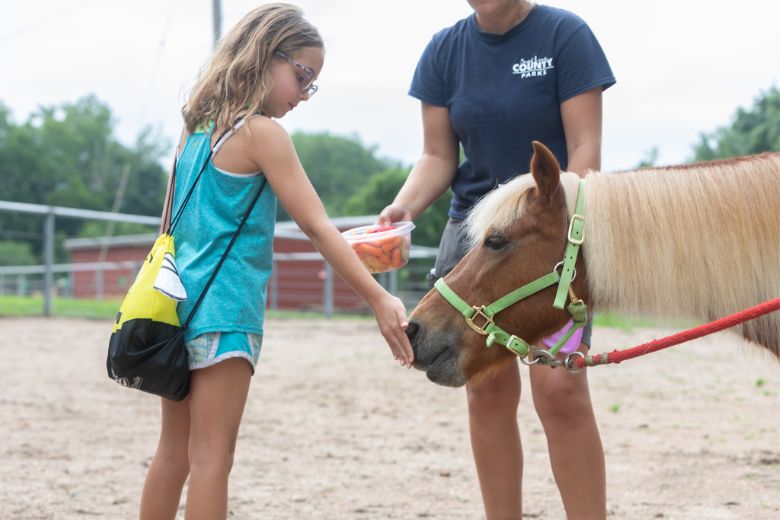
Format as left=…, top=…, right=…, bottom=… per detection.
left=0, top=295, right=372, bottom=321
left=592, top=311, right=659, bottom=331
left=0, top=295, right=123, bottom=320
left=0, top=295, right=665, bottom=330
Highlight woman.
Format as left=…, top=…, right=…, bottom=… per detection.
left=379, top=1, right=615, bottom=518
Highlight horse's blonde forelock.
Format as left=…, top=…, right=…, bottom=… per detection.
left=465, top=171, right=581, bottom=248
left=466, top=175, right=534, bottom=248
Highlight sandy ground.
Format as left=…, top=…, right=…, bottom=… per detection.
left=0, top=316, right=778, bottom=520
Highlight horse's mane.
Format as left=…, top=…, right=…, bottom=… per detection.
left=466, top=153, right=780, bottom=350
left=584, top=153, right=780, bottom=323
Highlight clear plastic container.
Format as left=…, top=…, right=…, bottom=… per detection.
left=342, top=221, right=415, bottom=273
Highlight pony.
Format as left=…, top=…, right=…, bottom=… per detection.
left=407, top=141, right=780, bottom=386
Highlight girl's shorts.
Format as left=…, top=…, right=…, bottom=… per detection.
left=185, top=332, right=263, bottom=373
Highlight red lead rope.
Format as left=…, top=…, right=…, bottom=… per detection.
left=575, top=297, right=780, bottom=369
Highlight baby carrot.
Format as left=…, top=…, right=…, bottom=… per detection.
left=355, top=242, right=383, bottom=257
left=391, top=248, right=402, bottom=268
left=381, top=236, right=402, bottom=253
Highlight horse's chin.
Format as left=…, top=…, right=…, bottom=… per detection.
left=422, top=348, right=467, bottom=387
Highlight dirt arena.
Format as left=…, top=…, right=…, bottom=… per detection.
left=1, top=316, right=778, bottom=519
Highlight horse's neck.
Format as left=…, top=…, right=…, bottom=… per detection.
left=581, top=154, right=780, bottom=321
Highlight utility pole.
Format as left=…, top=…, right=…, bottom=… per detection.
left=212, top=0, right=222, bottom=48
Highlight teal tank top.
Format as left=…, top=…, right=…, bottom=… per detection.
left=171, top=120, right=277, bottom=340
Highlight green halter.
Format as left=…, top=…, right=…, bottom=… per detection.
left=434, top=178, right=588, bottom=360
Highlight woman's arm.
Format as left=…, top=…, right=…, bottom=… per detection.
left=245, top=117, right=414, bottom=366
left=378, top=103, right=459, bottom=223
left=560, top=87, right=604, bottom=176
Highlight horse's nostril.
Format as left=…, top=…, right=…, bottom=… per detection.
left=405, top=320, right=421, bottom=343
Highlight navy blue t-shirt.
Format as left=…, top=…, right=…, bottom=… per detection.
left=409, top=5, right=615, bottom=219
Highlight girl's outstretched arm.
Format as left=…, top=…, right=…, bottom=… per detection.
left=244, top=116, right=414, bottom=367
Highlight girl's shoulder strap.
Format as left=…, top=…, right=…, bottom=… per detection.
left=211, top=117, right=248, bottom=154
left=211, top=113, right=265, bottom=155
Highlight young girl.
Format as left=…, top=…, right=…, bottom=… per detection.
left=141, top=4, right=414, bottom=519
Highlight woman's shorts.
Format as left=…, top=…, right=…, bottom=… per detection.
left=185, top=332, right=263, bottom=373
left=428, top=218, right=593, bottom=348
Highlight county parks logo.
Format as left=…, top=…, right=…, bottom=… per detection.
left=512, top=56, right=554, bottom=78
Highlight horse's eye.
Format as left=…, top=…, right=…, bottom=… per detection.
left=484, top=234, right=508, bottom=250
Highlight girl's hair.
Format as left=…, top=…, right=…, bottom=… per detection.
left=182, top=3, right=323, bottom=134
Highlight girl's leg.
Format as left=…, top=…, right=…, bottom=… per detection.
left=466, top=359, right=523, bottom=519
left=530, top=343, right=606, bottom=520
left=185, top=358, right=252, bottom=520
left=140, top=396, right=191, bottom=520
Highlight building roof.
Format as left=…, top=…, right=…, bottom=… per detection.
left=63, top=215, right=379, bottom=251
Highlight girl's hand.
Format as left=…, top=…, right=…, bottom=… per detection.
left=377, top=204, right=412, bottom=226
left=370, top=293, right=414, bottom=368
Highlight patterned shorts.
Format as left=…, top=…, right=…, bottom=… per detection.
left=185, top=332, right=263, bottom=373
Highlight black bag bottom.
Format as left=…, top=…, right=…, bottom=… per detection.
left=107, top=318, right=190, bottom=401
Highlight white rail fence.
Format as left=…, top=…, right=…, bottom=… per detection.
left=0, top=200, right=438, bottom=316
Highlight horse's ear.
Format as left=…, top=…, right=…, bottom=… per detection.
left=530, top=141, right=561, bottom=199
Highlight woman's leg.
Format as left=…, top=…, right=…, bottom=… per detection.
left=466, top=359, right=523, bottom=519
left=185, top=358, right=252, bottom=520
left=530, top=343, right=606, bottom=520
left=140, top=396, right=191, bottom=520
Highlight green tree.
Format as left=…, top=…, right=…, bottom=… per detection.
left=289, top=131, right=394, bottom=220
left=0, top=96, right=168, bottom=263
left=693, top=86, right=780, bottom=160
left=0, top=241, right=37, bottom=266
left=78, top=221, right=153, bottom=239
left=635, top=146, right=659, bottom=169
left=342, top=167, right=450, bottom=247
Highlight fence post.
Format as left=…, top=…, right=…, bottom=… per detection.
left=323, top=261, right=333, bottom=318
left=66, top=271, right=74, bottom=298
left=43, top=211, right=55, bottom=316
left=389, top=269, right=398, bottom=295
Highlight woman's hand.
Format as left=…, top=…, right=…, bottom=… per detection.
left=370, top=292, right=414, bottom=368
left=377, top=204, right=412, bottom=226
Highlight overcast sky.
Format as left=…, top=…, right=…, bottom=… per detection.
left=2, top=0, right=779, bottom=173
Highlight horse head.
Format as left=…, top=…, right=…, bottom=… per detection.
left=407, top=141, right=589, bottom=386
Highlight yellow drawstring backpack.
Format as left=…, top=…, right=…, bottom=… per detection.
left=107, top=131, right=267, bottom=400
left=107, top=232, right=190, bottom=399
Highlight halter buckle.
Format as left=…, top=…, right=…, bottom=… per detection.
left=466, top=305, right=494, bottom=336
left=567, top=214, right=585, bottom=245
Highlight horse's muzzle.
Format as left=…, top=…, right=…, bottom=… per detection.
left=405, top=319, right=467, bottom=387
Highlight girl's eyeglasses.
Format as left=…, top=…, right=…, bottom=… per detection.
left=274, top=51, right=318, bottom=97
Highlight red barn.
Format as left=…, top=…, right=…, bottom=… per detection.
left=64, top=216, right=379, bottom=312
